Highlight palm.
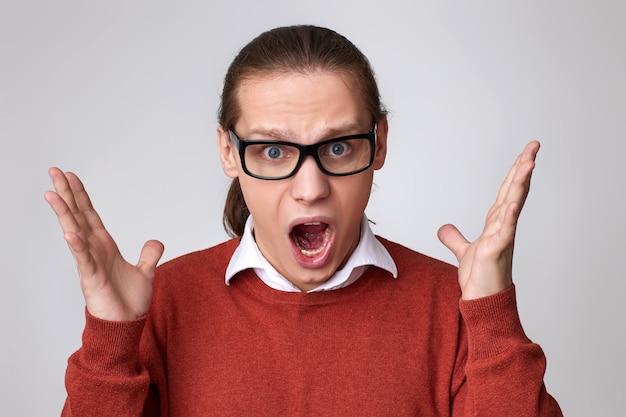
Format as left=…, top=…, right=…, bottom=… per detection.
left=438, top=142, right=539, bottom=300
left=45, top=168, right=164, bottom=321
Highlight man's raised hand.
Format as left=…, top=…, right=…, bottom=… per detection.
left=45, top=168, right=164, bottom=321
left=437, top=141, right=540, bottom=300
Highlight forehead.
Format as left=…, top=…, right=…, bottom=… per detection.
left=234, top=71, right=371, bottom=141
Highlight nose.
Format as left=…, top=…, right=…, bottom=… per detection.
left=289, top=155, right=330, bottom=204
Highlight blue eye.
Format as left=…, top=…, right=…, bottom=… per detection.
left=324, top=141, right=351, bottom=157
left=263, top=146, right=283, bottom=159
left=330, top=142, right=346, bottom=155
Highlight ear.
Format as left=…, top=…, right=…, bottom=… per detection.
left=372, top=117, right=388, bottom=170
left=217, top=126, right=239, bottom=179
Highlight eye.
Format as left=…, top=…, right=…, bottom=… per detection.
left=322, top=141, right=351, bottom=157
left=262, top=145, right=284, bottom=160
left=330, top=142, right=347, bottom=156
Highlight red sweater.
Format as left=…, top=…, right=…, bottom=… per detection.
left=62, top=237, right=562, bottom=416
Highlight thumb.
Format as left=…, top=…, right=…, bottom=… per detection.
left=437, top=224, right=469, bottom=262
left=137, top=240, right=165, bottom=276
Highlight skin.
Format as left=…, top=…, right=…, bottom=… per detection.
left=218, top=71, right=387, bottom=291
left=45, top=69, right=540, bottom=320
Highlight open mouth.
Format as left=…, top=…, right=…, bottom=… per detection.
left=291, top=222, right=332, bottom=258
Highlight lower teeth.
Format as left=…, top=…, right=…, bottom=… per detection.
left=300, top=247, right=324, bottom=257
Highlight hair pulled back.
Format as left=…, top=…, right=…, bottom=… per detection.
left=219, top=25, right=387, bottom=237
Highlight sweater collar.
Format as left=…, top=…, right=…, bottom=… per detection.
left=225, top=215, right=397, bottom=292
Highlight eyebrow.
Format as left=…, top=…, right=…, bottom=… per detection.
left=245, top=121, right=368, bottom=141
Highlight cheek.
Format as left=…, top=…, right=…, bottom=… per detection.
left=348, top=172, right=374, bottom=201
left=333, top=174, right=374, bottom=214
left=239, top=179, right=283, bottom=220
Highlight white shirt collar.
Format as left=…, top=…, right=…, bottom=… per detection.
left=225, top=215, right=398, bottom=292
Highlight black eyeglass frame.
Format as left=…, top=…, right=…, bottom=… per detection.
left=228, top=124, right=377, bottom=180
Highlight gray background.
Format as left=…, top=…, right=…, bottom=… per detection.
left=1, top=0, right=624, bottom=415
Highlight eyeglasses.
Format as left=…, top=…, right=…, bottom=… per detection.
left=229, top=124, right=377, bottom=180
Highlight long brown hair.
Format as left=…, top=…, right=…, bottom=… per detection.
left=219, top=25, right=387, bottom=237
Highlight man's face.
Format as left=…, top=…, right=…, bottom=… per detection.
left=218, top=71, right=387, bottom=291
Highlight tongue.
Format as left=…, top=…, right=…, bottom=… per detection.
left=293, top=223, right=327, bottom=251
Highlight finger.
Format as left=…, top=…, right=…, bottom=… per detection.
left=64, top=171, right=107, bottom=233
left=503, top=142, right=539, bottom=214
left=63, top=231, right=99, bottom=278
left=494, top=141, right=540, bottom=209
left=136, top=240, right=165, bottom=277
left=437, top=224, right=470, bottom=262
left=44, top=188, right=82, bottom=235
left=499, top=201, right=521, bottom=243
left=46, top=169, right=107, bottom=277
left=48, top=167, right=80, bottom=215
left=489, top=142, right=539, bottom=229
left=46, top=168, right=98, bottom=236
left=490, top=171, right=534, bottom=252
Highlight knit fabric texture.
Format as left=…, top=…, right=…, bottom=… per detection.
left=62, top=237, right=562, bottom=416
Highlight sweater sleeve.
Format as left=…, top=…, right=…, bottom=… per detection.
left=60, top=310, right=155, bottom=417
left=453, top=285, right=563, bottom=417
